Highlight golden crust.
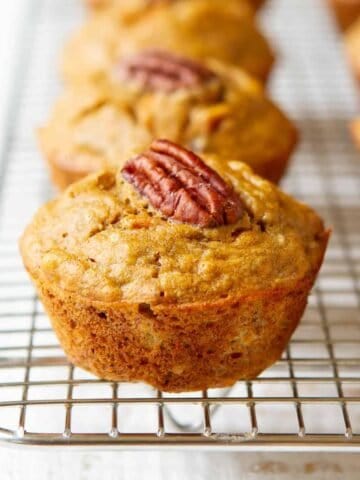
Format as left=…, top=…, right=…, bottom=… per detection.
left=328, top=0, right=360, bottom=30
left=63, top=1, right=275, bottom=85
left=31, top=261, right=327, bottom=392
left=345, top=17, right=360, bottom=81
left=39, top=61, right=297, bottom=190
left=20, top=158, right=329, bottom=391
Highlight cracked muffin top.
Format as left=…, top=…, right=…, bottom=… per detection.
left=21, top=141, right=328, bottom=306
left=40, top=53, right=297, bottom=187
left=62, top=0, right=274, bottom=85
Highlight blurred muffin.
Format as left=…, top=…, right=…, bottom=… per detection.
left=345, top=17, right=360, bottom=81
left=85, top=0, right=267, bottom=16
left=328, top=0, right=360, bottom=31
left=20, top=140, right=329, bottom=392
left=250, top=0, right=267, bottom=8
left=63, top=0, right=275, bottom=85
left=41, top=52, right=296, bottom=189
left=351, top=118, right=360, bottom=148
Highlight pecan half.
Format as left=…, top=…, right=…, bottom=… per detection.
left=121, top=140, right=243, bottom=228
left=117, top=50, right=217, bottom=93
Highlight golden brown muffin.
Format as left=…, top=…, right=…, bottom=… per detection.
left=350, top=118, right=360, bottom=148
left=345, top=18, right=360, bottom=81
left=251, top=0, right=266, bottom=8
left=85, top=0, right=267, bottom=15
left=63, top=0, right=275, bottom=85
left=20, top=140, right=329, bottom=392
left=40, top=52, right=297, bottom=190
left=328, top=0, right=360, bottom=31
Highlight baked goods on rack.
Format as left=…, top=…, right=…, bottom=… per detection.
left=20, top=140, right=329, bottom=392
left=328, top=0, right=360, bottom=31
left=40, top=51, right=296, bottom=190
left=62, top=0, right=275, bottom=85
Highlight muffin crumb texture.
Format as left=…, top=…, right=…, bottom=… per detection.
left=21, top=154, right=329, bottom=391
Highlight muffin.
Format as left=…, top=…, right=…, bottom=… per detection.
left=345, top=17, right=360, bottom=81
left=63, top=0, right=275, bottom=85
left=328, top=0, right=360, bottom=30
left=351, top=118, right=360, bottom=148
left=251, top=0, right=266, bottom=8
left=85, top=0, right=267, bottom=15
left=40, top=51, right=297, bottom=190
left=20, top=140, right=329, bottom=392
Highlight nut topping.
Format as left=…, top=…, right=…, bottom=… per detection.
left=117, top=50, right=217, bottom=93
left=122, top=140, right=243, bottom=228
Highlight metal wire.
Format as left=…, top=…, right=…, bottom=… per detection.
left=0, top=0, right=360, bottom=449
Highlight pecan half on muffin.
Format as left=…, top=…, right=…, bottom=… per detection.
left=62, top=0, right=274, bottom=85
left=40, top=51, right=297, bottom=190
left=345, top=18, right=360, bottom=81
left=20, top=140, right=329, bottom=392
left=328, top=0, right=360, bottom=30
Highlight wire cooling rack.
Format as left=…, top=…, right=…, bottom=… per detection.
left=0, top=0, right=359, bottom=450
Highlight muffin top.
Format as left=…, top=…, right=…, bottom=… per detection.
left=21, top=141, right=328, bottom=306
left=63, top=0, right=274, bottom=84
left=40, top=53, right=296, bottom=184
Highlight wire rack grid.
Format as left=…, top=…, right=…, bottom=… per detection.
left=0, top=0, right=359, bottom=450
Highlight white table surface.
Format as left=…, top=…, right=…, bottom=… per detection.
left=0, top=448, right=360, bottom=480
